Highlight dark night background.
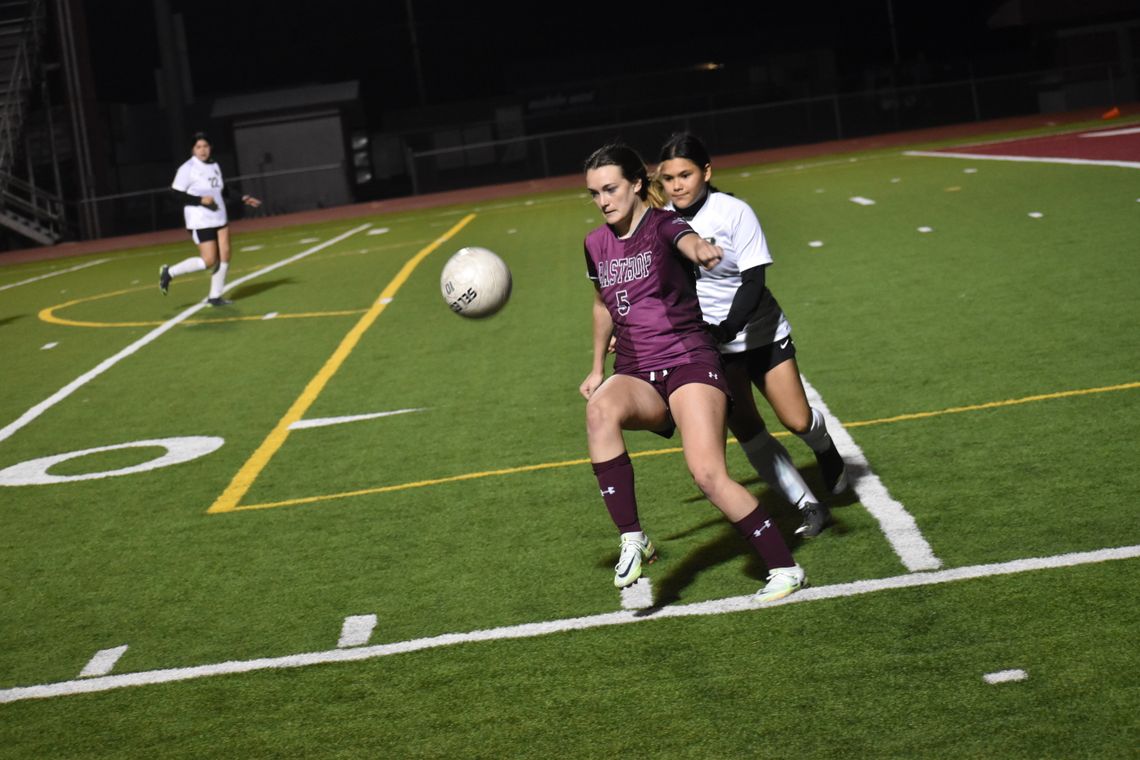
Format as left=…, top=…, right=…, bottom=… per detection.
left=89, top=1, right=1070, bottom=108
left=0, top=0, right=1135, bottom=247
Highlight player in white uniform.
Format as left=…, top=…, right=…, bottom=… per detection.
left=656, top=132, right=848, bottom=538
left=159, top=132, right=260, bottom=305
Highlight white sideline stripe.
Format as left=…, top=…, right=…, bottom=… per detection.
left=78, top=645, right=128, bottom=678
left=620, top=578, right=653, bottom=610
left=904, top=150, right=1140, bottom=170
left=289, top=408, right=424, bottom=430
left=1, top=545, right=1135, bottom=704
left=0, top=258, right=108, bottom=292
left=0, top=224, right=370, bottom=445
left=984, top=668, right=1027, bottom=684
left=802, top=378, right=942, bottom=571
left=1080, top=126, right=1140, bottom=138
left=337, top=615, right=378, bottom=648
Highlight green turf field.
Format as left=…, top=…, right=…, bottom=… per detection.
left=1, top=119, right=1137, bottom=758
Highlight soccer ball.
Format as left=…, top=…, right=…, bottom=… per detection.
left=440, top=246, right=512, bottom=318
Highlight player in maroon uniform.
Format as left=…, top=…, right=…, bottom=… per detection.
left=580, top=143, right=805, bottom=602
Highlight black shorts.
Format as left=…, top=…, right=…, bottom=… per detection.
left=721, top=334, right=797, bottom=381
left=189, top=226, right=226, bottom=244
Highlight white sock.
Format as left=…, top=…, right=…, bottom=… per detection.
left=208, top=262, right=229, bottom=299
left=740, top=433, right=817, bottom=508
left=169, top=257, right=207, bottom=278
left=797, top=407, right=833, bottom=453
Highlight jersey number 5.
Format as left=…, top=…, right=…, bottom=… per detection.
left=615, top=290, right=630, bottom=316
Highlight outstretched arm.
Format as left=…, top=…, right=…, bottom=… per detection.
left=675, top=231, right=723, bottom=270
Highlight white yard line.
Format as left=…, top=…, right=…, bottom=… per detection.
left=620, top=578, right=654, bottom=610
left=0, top=258, right=109, bottom=292
left=802, top=378, right=942, bottom=571
left=903, top=150, right=1140, bottom=170
left=983, top=669, right=1028, bottom=684
left=78, top=645, right=128, bottom=678
left=289, top=408, right=425, bottom=431
left=1, top=544, right=1134, bottom=704
left=1080, top=126, right=1140, bottom=138
left=0, top=225, right=370, bottom=445
left=337, top=615, right=378, bottom=648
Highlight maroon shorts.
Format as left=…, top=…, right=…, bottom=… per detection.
left=617, top=356, right=731, bottom=439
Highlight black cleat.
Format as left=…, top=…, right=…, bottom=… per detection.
left=817, top=443, right=848, bottom=495
left=206, top=297, right=233, bottom=307
left=159, top=265, right=171, bottom=295
left=795, top=501, right=832, bottom=538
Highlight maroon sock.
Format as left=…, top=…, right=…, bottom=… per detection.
left=732, top=503, right=794, bottom=569
left=592, top=452, right=640, bottom=534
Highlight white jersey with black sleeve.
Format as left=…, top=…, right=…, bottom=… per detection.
left=667, top=190, right=791, bottom=354
left=172, top=156, right=228, bottom=230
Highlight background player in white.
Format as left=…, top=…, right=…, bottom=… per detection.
left=656, top=132, right=848, bottom=538
left=159, top=132, right=260, bottom=306
left=581, top=142, right=805, bottom=603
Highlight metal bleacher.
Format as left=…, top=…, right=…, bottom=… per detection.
left=0, top=0, right=63, bottom=245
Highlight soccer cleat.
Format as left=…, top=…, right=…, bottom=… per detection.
left=816, top=443, right=848, bottom=495
left=614, top=532, right=657, bottom=588
left=795, top=501, right=831, bottom=538
left=755, top=564, right=805, bottom=603
left=159, top=265, right=171, bottom=295
left=206, top=297, right=233, bottom=307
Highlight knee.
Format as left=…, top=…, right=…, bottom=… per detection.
left=585, top=398, right=619, bottom=438
left=782, top=409, right=811, bottom=436
left=689, top=465, right=727, bottom=499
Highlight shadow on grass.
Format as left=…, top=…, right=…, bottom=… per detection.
left=227, top=277, right=296, bottom=300
left=0, top=314, right=25, bottom=327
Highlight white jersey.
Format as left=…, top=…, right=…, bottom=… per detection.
left=172, top=156, right=228, bottom=230
left=667, top=191, right=790, bottom=353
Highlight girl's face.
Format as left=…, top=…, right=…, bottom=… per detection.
left=586, top=164, right=643, bottom=230
left=192, top=139, right=211, bottom=161
left=658, top=157, right=711, bottom=211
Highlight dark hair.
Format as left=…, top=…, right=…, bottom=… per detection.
left=190, top=131, right=210, bottom=148
left=658, top=132, right=711, bottom=167
left=584, top=143, right=649, bottom=201
left=657, top=131, right=719, bottom=196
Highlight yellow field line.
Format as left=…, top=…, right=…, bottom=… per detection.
left=208, top=213, right=477, bottom=514
left=229, top=380, right=1140, bottom=513
left=39, top=284, right=367, bottom=328
left=842, top=381, right=1140, bottom=427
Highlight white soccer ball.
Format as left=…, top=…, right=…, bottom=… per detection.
left=440, top=246, right=512, bottom=318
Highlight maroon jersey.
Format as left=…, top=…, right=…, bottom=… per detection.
left=584, top=208, right=718, bottom=373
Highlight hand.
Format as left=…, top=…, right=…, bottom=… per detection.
left=579, top=370, right=604, bottom=400
left=200, top=195, right=217, bottom=210
left=243, top=195, right=262, bottom=208
left=695, top=239, right=723, bottom=270
left=706, top=321, right=735, bottom=344
left=606, top=334, right=616, bottom=355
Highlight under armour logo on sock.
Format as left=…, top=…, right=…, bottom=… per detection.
left=601, top=486, right=616, bottom=496
left=752, top=519, right=771, bottom=538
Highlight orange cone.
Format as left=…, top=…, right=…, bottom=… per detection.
left=1102, top=106, right=1120, bottom=119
